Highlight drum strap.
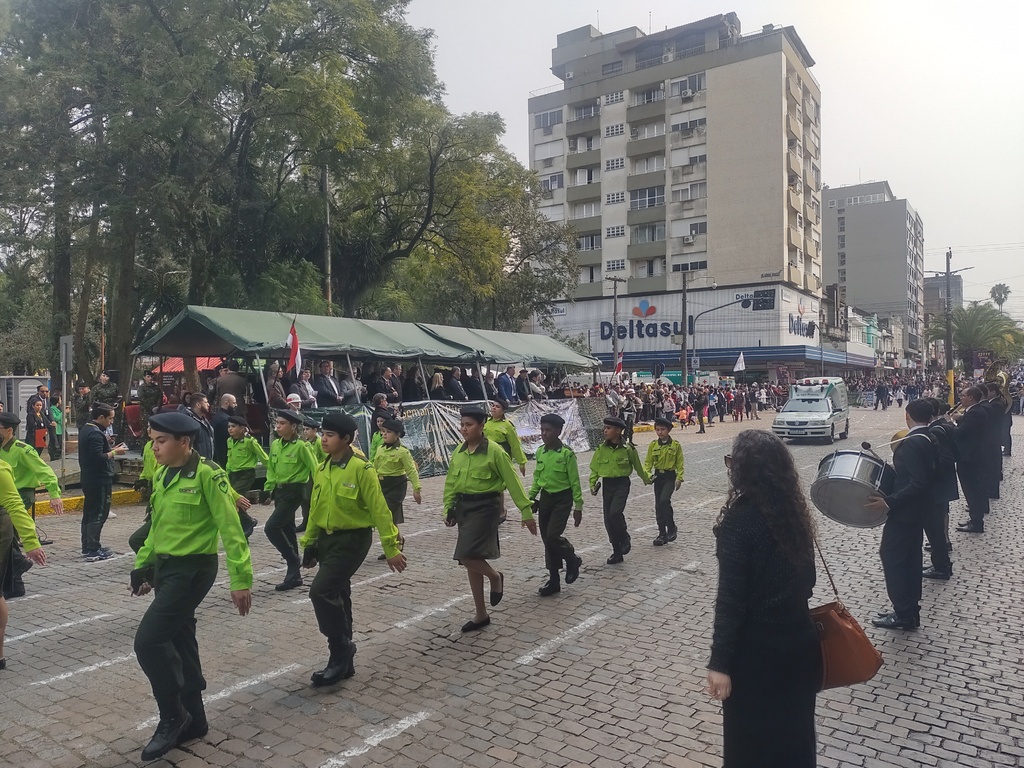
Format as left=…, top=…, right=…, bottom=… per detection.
left=813, top=536, right=840, bottom=600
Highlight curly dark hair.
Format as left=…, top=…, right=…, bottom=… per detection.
left=718, top=430, right=816, bottom=569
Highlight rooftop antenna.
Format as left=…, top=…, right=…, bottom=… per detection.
left=649, top=11, right=652, bottom=34
left=596, top=10, right=599, bottom=29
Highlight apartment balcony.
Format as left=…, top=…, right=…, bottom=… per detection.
left=786, top=113, right=801, bottom=139
left=668, top=197, right=708, bottom=219
left=566, top=114, right=601, bottom=137
left=627, top=205, right=666, bottom=226
left=569, top=214, right=602, bottom=233
left=626, top=135, right=665, bottom=157
left=804, top=202, right=818, bottom=226
left=805, top=273, right=822, bottom=294
left=626, top=240, right=667, bottom=261
left=626, top=169, right=666, bottom=191
left=566, top=181, right=601, bottom=203
left=787, top=186, right=802, bottom=211
left=787, top=150, right=802, bottom=176
left=566, top=149, right=600, bottom=170
left=628, top=275, right=667, bottom=294
left=788, top=226, right=802, bottom=248
left=626, top=98, right=666, bottom=123
left=574, top=281, right=605, bottom=299
left=671, top=162, right=706, bottom=184
left=786, top=263, right=804, bottom=287
left=787, top=76, right=802, bottom=102
left=669, top=127, right=707, bottom=149
left=575, top=248, right=604, bottom=267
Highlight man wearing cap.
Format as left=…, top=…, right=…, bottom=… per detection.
left=443, top=405, right=537, bottom=633
left=263, top=409, right=318, bottom=590
left=300, top=412, right=407, bottom=687
left=78, top=403, right=126, bottom=560
left=130, top=411, right=253, bottom=762
left=529, top=413, right=584, bottom=596
left=589, top=416, right=651, bottom=564
left=496, top=365, right=519, bottom=406
left=92, top=371, right=121, bottom=410
left=285, top=392, right=303, bottom=412
left=644, top=417, right=684, bottom=546
left=138, top=370, right=164, bottom=436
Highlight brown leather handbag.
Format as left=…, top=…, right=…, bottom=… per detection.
left=810, top=539, right=884, bottom=691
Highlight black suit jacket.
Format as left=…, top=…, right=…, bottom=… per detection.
left=313, top=374, right=343, bottom=407
left=927, top=419, right=959, bottom=502
left=953, top=405, right=988, bottom=466
left=885, top=428, right=935, bottom=515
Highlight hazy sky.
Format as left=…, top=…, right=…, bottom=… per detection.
left=406, top=0, right=1024, bottom=318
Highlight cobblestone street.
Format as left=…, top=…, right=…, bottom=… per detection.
left=3, top=407, right=1022, bottom=768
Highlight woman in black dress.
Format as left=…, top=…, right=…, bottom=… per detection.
left=707, top=429, right=821, bottom=768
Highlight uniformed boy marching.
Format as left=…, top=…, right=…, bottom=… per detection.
left=298, top=417, right=326, bottom=533
left=372, top=417, right=421, bottom=559
left=589, top=416, right=650, bottom=564
left=262, top=410, right=318, bottom=591
left=529, top=413, right=584, bottom=596
left=644, top=417, right=684, bottom=546
left=128, top=439, right=158, bottom=554
left=130, top=412, right=253, bottom=762
left=300, top=413, right=407, bottom=687
left=225, top=415, right=266, bottom=537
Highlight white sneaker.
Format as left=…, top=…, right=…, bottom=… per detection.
left=108, top=511, right=117, bottom=519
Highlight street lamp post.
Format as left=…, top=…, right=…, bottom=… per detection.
left=606, top=275, right=627, bottom=381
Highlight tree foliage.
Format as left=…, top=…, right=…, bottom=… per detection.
left=989, top=283, right=1011, bottom=314
left=925, top=302, right=1024, bottom=371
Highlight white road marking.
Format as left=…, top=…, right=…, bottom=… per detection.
left=515, top=613, right=608, bottom=665
left=403, top=527, right=440, bottom=538
left=31, top=653, right=136, bottom=686
left=289, top=571, right=393, bottom=604
left=319, top=710, right=432, bottom=768
left=8, top=613, right=114, bottom=644
left=653, top=571, right=679, bottom=585
left=136, top=664, right=302, bottom=730
left=394, top=595, right=470, bottom=629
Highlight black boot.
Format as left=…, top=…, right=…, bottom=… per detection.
left=620, top=537, right=632, bottom=556
left=538, top=574, right=561, bottom=597
left=179, top=690, right=209, bottom=742
left=666, top=527, right=678, bottom=543
left=275, top=563, right=303, bottom=591
left=653, top=533, right=667, bottom=546
left=311, top=644, right=356, bottom=687
left=141, top=706, right=192, bottom=762
left=565, top=555, right=582, bottom=584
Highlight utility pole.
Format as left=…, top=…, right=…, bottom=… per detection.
left=321, top=164, right=332, bottom=314
left=680, top=271, right=689, bottom=386
left=607, top=276, right=627, bottom=381
left=944, top=248, right=953, bottom=406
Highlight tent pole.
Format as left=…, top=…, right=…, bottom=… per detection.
left=254, top=353, right=272, bottom=440
left=417, top=358, right=429, bottom=402
left=346, top=353, right=358, bottom=402
left=476, top=359, right=488, bottom=406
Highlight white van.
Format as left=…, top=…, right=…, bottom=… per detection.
left=771, top=377, right=850, bottom=443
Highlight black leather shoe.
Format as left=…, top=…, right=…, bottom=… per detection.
left=666, top=529, right=678, bottom=543
left=242, top=518, right=258, bottom=538
left=621, top=538, right=632, bottom=555
left=652, top=534, right=667, bottom=546
left=871, top=614, right=918, bottom=630
left=310, top=656, right=355, bottom=688
left=141, top=712, right=193, bottom=761
left=565, top=555, right=582, bottom=584
left=460, top=617, right=491, bottom=633
left=275, top=568, right=303, bottom=591
left=606, top=552, right=623, bottom=565
left=956, top=523, right=984, bottom=533
left=180, top=717, right=209, bottom=742
left=922, top=567, right=952, bottom=580
left=538, top=578, right=561, bottom=597
left=489, top=572, right=504, bottom=606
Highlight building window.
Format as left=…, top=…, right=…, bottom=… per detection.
left=569, top=135, right=600, bottom=153
left=631, top=122, right=666, bottom=140
left=838, top=252, right=846, bottom=266
left=630, top=186, right=665, bottom=210
left=606, top=225, right=625, bottom=238
left=631, top=223, right=666, bottom=244
left=574, top=167, right=600, bottom=185
left=687, top=181, right=707, bottom=199
left=572, top=104, right=600, bottom=121
left=578, top=234, right=602, bottom=251
left=574, top=201, right=600, bottom=218
left=632, top=86, right=665, bottom=106
left=689, top=153, right=707, bottom=164
left=672, top=259, right=709, bottom=272
left=606, top=259, right=626, bottom=271
left=604, top=91, right=624, bottom=105
left=838, top=269, right=846, bottom=283
left=605, top=157, right=625, bottom=171
left=540, top=173, right=564, bottom=192
left=606, top=191, right=625, bottom=205
left=602, top=61, right=623, bottom=76
left=838, top=234, right=846, bottom=248
left=636, top=258, right=666, bottom=277
left=828, top=199, right=837, bottom=209
left=632, top=155, right=665, bottom=175
left=689, top=221, right=708, bottom=236
left=796, top=213, right=804, bottom=229
left=580, top=266, right=600, bottom=284
left=535, top=110, right=563, bottom=130
left=605, top=123, right=625, bottom=138
left=670, top=73, right=706, bottom=95
left=670, top=117, right=707, bottom=132
left=838, top=216, right=845, bottom=233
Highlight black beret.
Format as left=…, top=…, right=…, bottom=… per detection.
left=539, top=413, right=565, bottom=429
left=322, top=412, right=358, bottom=436
left=653, top=417, right=673, bottom=430
left=227, top=415, right=249, bottom=427
left=459, top=406, right=487, bottom=423
left=603, top=416, right=626, bottom=429
left=149, top=412, right=200, bottom=437
left=0, top=412, right=21, bottom=427
left=302, top=417, right=321, bottom=430
left=275, top=409, right=303, bottom=425
left=489, top=399, right=506, bottom=410
left=381, top=417, right=405, bottom=436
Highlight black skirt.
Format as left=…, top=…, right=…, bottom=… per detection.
left=453, top=494, right=501, bottom=561
left=0, top=513, right=14, bottom=593
left=379, top=474, right=408, bottom=524
left=722, top=616, right=820, bottom=768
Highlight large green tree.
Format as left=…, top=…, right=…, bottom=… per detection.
left=925, top=302, right=1024, bottom=372
left=989, top=283, right=1011, bottom=314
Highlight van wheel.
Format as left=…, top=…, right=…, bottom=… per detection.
left=839, top=420, right=849, bottom=440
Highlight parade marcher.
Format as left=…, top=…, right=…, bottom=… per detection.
left=867, top=399, right=937, bottom=630
left=644, top=417, right=684, bottom=546
left=589, top=416, right=651, bottom=564
left=982, top=382, right=1005, bottom=499
left=528, top=413, right=584, bottom=596
left=78, top=403, right=126, bottom=560
left=297, top=417, right=326, bottom=533
left=0, top=458, right=47, bottom=670
left=262, top=409, right=318, bottom=590
left=300, top=413, right=407, bottom=687
left=951, top=385, right=989, bottom=534
left=482, top=400, right=527, bottom=523
left=371, top=417, right=421, bottom=559
left=922, top=398, right=956, bottom=580
left=443, top=406, right=536, bottom=632
left=130, top=411, right=252, bottom=761
left=225, top=415, right=265, bottom=538
left=128, top=439, right=159, bottom=554
left=137, top=370, right=164, bottom=436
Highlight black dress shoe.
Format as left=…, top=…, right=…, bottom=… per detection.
left=606, top=552, right=623, bottom=565
left=565, top=555, right=582, bottom=584
left=666, top=529, right=678, bottom=543
left=621, top=538, right=632, bottom=555
left=310, top=656, right=355, bottom=688
left=871, top=614, right=918, bottom=630
left=141, top=712, right=193, bottom=761
left=489, top=572, right=504, bottom=606
left=652, top=534, right=667, bottom=546
left=461, top=617, right=491, bottom=633
left=956, top=523, right=984, bottom=533
left=275, top=568, right=303, bottom=591
left=922, top=567, right=951, bottom=580
left=180, top=717, right=209, bottom=742
left=538, top=578, right=561, bottom=597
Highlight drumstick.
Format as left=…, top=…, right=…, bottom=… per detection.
left=860, top=442, right=884, bottom=462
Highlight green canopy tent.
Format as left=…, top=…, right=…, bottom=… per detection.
left=417, top=323, right=597, bottom=369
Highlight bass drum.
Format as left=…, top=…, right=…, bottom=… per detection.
left=810, top=450, right=896, bottom=528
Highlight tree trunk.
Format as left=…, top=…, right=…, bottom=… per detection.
left=50, top=166, right=73, bottom=388
left=73, top=208, right=101, bottom=384
left=107, top=206, right=139, bottom=398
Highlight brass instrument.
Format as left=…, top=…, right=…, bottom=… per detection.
left=891, top=429, right=909, bottom=443
left=984, top=357, right=1012, bottom=414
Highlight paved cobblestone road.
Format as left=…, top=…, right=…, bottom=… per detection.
left=3, top=407, right=1022, bottom=768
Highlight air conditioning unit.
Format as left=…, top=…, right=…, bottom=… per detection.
left=630, top=128, right=639, bottom=139
left=682, top=235, right=695, bottom=244
left=542, top=190, right=554, bottom=199
left=543, top=125, right=554, bottom=135
left=788, top=174, right=800, bottom=187
left=679, top=88, right=694, bottom=99
left=662, top=54, right=672, bottom=63
left=542, top=158, right=554, bottom=168
left=565, top=71, right=574, bottom=80
left=568, top=138, right=578, bottom=152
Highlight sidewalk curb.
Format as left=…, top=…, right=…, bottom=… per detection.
left=35, top=489, right=142, bottom=516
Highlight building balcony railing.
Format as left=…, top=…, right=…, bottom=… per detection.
left=630, top=92, right=665, bottom=107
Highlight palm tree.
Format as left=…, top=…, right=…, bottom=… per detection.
left=990, top=283, right=1011, bottom=313
left=925, top=302, right=1024, bottom=372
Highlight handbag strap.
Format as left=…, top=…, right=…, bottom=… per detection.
left=813, top=536, right=841, bottom=600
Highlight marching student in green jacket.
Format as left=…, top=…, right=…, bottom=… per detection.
left=130, top=412, right=253, bottom=762
left=483, top=400, right=527, bottom=523
left=529, top=413, right=584, bottom=596
left=297, top=416, right=327, bottom=534
left=368, top=415, right=385, bottom=462
left=589, top=416, right=651, bottom=565
left=372, top=417, right=421, bottom=559
left=262, top=409, right=318, bottom=591
left=644, top=417, right=685, bottom=546
left=225, top=415, right=266, bottom=537
left=300, top=413, right=407, bottom=688
left=128, top=439, right=159, bottom=554
left=444, top=405, right=537, bottom=633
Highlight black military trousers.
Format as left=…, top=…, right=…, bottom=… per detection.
left=227, top=469, right=258, bottom=530
left=537, top=488, right=575, bottom=574
left=129, top=515, right=151, bottom=554
left=7, top=488, right=36, bottom=590
left=265, top=483, right=303, bottom=568
left=601, top=476, right=631, bottom=552
left=923, top=501, right=952, bottom=572
left=134, top=554, right=217, bottom=719
left=81, top=482, right=112, bottom=553
left=958, top=465, right=988, bottom=529
left=1003, top=411, right=1012, bottom=455
left=879, top=507, right=925, bottom=620
left=309, top=528, right=372, bottom=661
left=653, top=470, right=677, bottom=535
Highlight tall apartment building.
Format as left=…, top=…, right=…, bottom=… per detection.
left=527, top=14, right=869, bottom=379
left=923, top=274, right=964, bottom=319
left=821, top=181, right=925, bottom=367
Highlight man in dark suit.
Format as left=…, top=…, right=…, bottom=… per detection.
left=952, top=385, right=989, bottom=534
left=981, top=382, right=1005, bottom=498
left=313, top=361, right=344, bottom=408
left=463, top=369, right=485, bottom=401
left=867, top=398, right=936, bottom=630
left=922, top=398, right=957, bottom=579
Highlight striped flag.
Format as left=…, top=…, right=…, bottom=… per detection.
left=285, top=320, right=301, bottom=373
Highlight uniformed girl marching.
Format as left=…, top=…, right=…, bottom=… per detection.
left=372, top=417, right=421, bottom=559
left=482, top=400, right=527, bottom=523
left=589, top=416, right=651, bottom=564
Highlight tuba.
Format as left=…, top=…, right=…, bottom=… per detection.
left=984, top=358, right=1013, bottom=413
